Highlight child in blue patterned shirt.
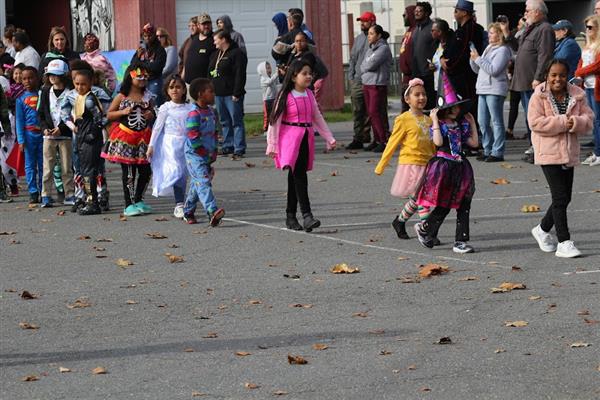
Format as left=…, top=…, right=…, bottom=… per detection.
left=183, top=78, right=225, bottom=226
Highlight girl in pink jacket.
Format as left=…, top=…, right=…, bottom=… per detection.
left=528, top=59, right=593, bottom=258
left=266, top=60, right=336, bottom=232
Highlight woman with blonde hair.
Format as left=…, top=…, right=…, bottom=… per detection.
left=156, top=27, right=177, bottom=79
left=469, top=22, right=511, bottom=162
left=575, top=15, right=600, bottom=166
left=39, top=26, right=79, bottom=76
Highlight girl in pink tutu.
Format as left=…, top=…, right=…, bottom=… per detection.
left=266, top=60, right=336, bottom=232
left=375, top=78, right=435, bottom=240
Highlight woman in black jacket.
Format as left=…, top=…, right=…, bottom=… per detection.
left=208, top=30, right=248, bottom=159
left=130, top=23, right=166, bottom=106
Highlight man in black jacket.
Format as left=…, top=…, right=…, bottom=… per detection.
left=183, top=13, right=216, bottom=84
left=411, top=2, right=437, bottom=110
left=272, top=12, right=315, bottom=67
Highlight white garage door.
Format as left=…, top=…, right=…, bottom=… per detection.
left=176, top=0, right=303, bottom=113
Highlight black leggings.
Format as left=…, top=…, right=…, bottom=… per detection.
left=540, top=165, right=573, bottom=242
left=508, top=90, right=521, bottom=131
left=286, top=132, right=311, bottom=216
left=422, top=198, right=472, bottom=243
left=121, top=163, right=151, bottom=206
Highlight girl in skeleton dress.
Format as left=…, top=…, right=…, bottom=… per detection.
left=102, top=64, right=156, bottom=217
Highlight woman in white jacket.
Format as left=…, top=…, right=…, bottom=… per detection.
left=470, top=22, right=511, bottom=162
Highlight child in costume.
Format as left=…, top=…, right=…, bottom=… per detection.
left=529, top=59, right=593, bottom=258
left=38, top=59, right=75, bottom=207
left=147, top=74, right=194, bottom=218
left=1, top=64, right=25, bottom=196
left=257, top=61, right=278, bottom=133
left=375, top=78, right=435, bottom=240
left=414, top=73, right=479, bottom=253
left=182, top=78, right=225, bottom=226
left=266, top=60, right=336, bottom=232
left=15, top=66, right=42, bottom=204
left=60, top=67, right=110, bottom=215
left=0, top=85, right=12, bottom=202
left=102, top=63, right=155, bottom=217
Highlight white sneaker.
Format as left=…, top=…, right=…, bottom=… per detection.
left=173, top=203, right=185, bottom=219
left=453, top=241, right=474, bottom=253
left=581, top=154, right=597, bottom=165
left=589, top=154, right=600, bottom=166
left=524, top=146, right=534, bottom=155
left=555, top=240, right=582, bottom=258
left=531, top=225, right=557, bottom=252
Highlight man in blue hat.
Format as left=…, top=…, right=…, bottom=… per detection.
left=552, top=20, right=580, bottom=81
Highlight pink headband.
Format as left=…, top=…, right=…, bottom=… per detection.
left=404, top=78, right=424, bottom=97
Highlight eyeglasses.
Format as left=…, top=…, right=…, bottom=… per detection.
left=586, top=25, right=595, bottom=30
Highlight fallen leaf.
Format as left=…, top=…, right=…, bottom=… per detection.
left=19, top=322, right=39, bottom=330
left=330, top=170, right=339, bottom=176
left=397, top=256, right=410, bottom=261
left=183, top=348, right=195, bottom=352
left=584, top=318, right=600, bottom=325
left=420, top=387, right=431, bottom=392
left=0, top=231, right=17, bottom=235
left=352, top=311, right=369, bottom=318
left=119, top=215, right=127, bottom=221
left=492, top=178, right=510, bottom=185
left=491, top=282, right=527, bottom=293
left=379, top=350, right=392, bottom=356
left=154, top=217, right=169, bottom=221
left=312, top=343, right=328, bottom=351
left=419, top=263, right=449, bottom=278
left=244, top=162, right=256, bottom=168
left=168, top=243, right=179, bottom=248
left=56, top=210, right=66, bottom=216
left=505, top=320, right=528, bottom=327
left=9, top=239, right=21, bottom=244
left=244, top=382, right=259, bottom=389
left=570, top=342, right=590, bottom=348
left=92, top=366, right=107, bottom=375
left=577, top=310, right=591, bottom=316
left=288, top=303, right=313, bottom=308
left=21, top=375, right=39, bottom=381
left=248, top=300, right=262, bottom=305
left=458, top=276, right=478, bottom=281
left=287, top=354, right=308, bottom=365
left=500, top=162, right=515, bottom=169
left=191, top=391, right=206, bottom=397
left=96, top=238, right=113, bottom=242
left=511, top=266, right=523, bottom=272
left=494, top=348, right=506, bottom=354
left=330, top=263, right=360, bottom=274
left=93, top=246, right=106, bottom=251
left=40, top=218, right=52, bottom=223
left=521, top=204, right=541, bottom=213
left=59, top=367, right=71, bottom=373
left=369, top=329, right=385, bottom=335
left=20, top=290, right=38, bottom=300
left=165, top=253, right=184, bottom=263
left=407, top=364, right=417, bottom=370
left=95, top=255, right=107, bottom=258
left=398, top=276, right=420, bottom=283
left=146, top=232, right=167, bottom=239
left=436, top=337, right=452, bottom=344
left=273, top=390, right=288, bottom=396
left=28, top=203, right=37, bottom=208
left=235, top=351, right=251, bottom=356
left=67, top=297, right=92, bottom=309
left=126, top=300, right=138, bottom=305
left=203, top=332, right=218, bottom=338
left=78, top=235, right=91, bottom=240
left=116, top=258, right=134, bottom=268
left=283, top=274, right=300, bottom=279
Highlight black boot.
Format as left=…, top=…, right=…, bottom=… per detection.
left=286, top=213, right=303, bottom=230
left=78, top=202, right=101, bottom=215
left=99, top=191, right=110, bottom=211
left=391, top=216, right=409, bottom=239
left=71, top=198, right=85, bottom=213
left=302, top=213, right=320, bottom=232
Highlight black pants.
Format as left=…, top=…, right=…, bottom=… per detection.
left=286, top=132, right=311, bottom=216
left=121, top=163, right=151, bottom=207
left=507, top=90, right=521, bottom=131
left=422, top=197, right=472, bottom=243
left=83, top=175, right=98, bottom=204
left=540, top=165, right=573, bottom=242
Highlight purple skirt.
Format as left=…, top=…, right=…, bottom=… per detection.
left=417, top=156, right=475, bottom=209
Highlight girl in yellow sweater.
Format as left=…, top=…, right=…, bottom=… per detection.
left=375, top=78, right=435, bottom=239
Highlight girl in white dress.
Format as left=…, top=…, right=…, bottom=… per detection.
left=147, top=75, right=194, bottom=218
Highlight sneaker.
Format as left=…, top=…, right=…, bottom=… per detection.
left=70, top=198, right=85, bottom=213
left=173, top=203, right=185, bottom=219
left=302, top=212, right=320, bottom=232
left=453, top=241, right=475, bottom=253
left=476, top=153, right=488, bottom=161
left=589, top=155, right=600, bottom=166
left=231, top=153, right=243, bottom=161
left=413, top=223, right=434, bottom=248
left=40, top=196, right=53, bottom=208
left=99, top=192, right=110, bottom=212
left=531, top=225, right=557, bottom=252
left=372, top=143, right=386, bottom=153
left=183, top=212, right=197, bottom=224
left=485, top=155, right=504, bottom=162
left=29, top=192, right=40, bottom=204
left=432, top=237, right=441, bottom=246
left=63, top=196, right=76, bottom=206
left=0, top=193, right=12, bottom=203
left=56, top=190, right=65, bottom=204
left=581, top=154, right=596, bottom=165
left=522, top=153, right=534, bottom=164
left=345, top=140, right=364, bottom=150
left=286, top=213, right=303, bottom=230
left=391, top=216, right=409, bottom=239
left=209, top=208, right=225, bottom=227
left=134, top=201, right=152, bottom=214
left=78, top=202, right=101, bottom=215
left=124, top=204, right=143, bottom=217
left=364, top=142, right=378, bottom=151
left=555, top=240, right=582, bottom=258
left=524, top=146, right=534, bottom=155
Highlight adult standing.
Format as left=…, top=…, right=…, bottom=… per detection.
left=183, top=14, right=215, bottom=84
left=272, top=12, right=314, bottom=66
left=216, top=15, right=246, bottom=54
left=272, top=12, right=288, bottom=38
left=411, top=2, right=437, bottom=110
left=80, top=33, right=116, bottom=93
left=39, top=26, right=80, bottom=75
left=283, top=31, right=328, bottom=103
left=552, top=20, right=581, bottom=81
left=12, top=31, right=41, bottom=68
left=361, top=24, right=393, bottom=153
left=596, top=1, right=600, bottom=15
left=3, top=25, right=16, bottom=58
left=346, top=12, right=376, bottom=150
left=156, top=27, right=177, bottom=79
left=209, top=30, right=247, bottom=159
left=130, top=23, right=167, bottom=106
left=398, top=6, right=416, bottom=112
left=575, top=15, right=600, bottom=166
left=178, top=16, right=198, bottom=75
left=430, top=19, right=454, bottom=99
left=470, top=22, right=511, bottom=162
left=0, top=42, right=14, bottom=68
left=501, top=0, right=555, bottom=163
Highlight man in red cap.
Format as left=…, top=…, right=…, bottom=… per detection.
left=346, top=11, right=377, bottom=150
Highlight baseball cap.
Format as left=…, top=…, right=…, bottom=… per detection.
left=552, top=20, right=573, bottom=31
left=356, top=11, right=376, bottom=22
left=198, top=13, right=211, bottom=24
left=45, top=59, right=69, bottom=76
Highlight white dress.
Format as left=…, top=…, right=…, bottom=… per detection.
left=150, top=101, right=195, bottom=197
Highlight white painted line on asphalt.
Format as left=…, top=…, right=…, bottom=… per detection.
left=563, top=269, right=600, bottom=275
left=224, top=217, right=515, bottom=269
left=474, top=191, right=598, bottom=201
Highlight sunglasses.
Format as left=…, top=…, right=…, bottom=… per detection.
left=586, top=25, right=595, bottom=30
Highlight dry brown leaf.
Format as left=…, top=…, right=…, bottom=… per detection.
left=379, top=350, right=392, bottom=356
left=494, top=348, right=506, bottom=354
left=56, top=210, right=66, bottom=216
left=577, top=310, right=591, bottom=316
left=528, top=295, right=542, bottom=300
left=20, top=290, right=38, bottom=300
left=154, top=216, right=169, bottom=221
left=458, top=276, right=478, bottom=281
left=244, top=382, right=259, bottom=389
left=570, top=342, right=590, bottom=348
left=58, top=367, right=71, bottom=373
left=398, top=276, right=420, bottom=283
left=191, top=391, right=206, bottom=397
left=67, top=297, right=92, bottom=309
left=397, top=256, right=410, bottom=261
left=146, top=232, right=167, bottom=239
left=492, top=178, right=510, bottom=185
left=0, top=231, right=17, bottom=235
left=505, top=320, right=528, bottom=327
left=330, top=263, right=360, bottom=274
left=203, top=332, right=218, bottom=338
left=420, top=387, right=432, bottom=392
left=21, top=375, right=39, bottom=381
left=183, top=348, right=195, bottom=352
left=407, top=364, right=417, bottom=370
left=235, top=351, right=252, bottom=356
left=96, top=238, right=113, bottom=242
left=369, top=329, right=385, bottom=335
left=418, top=263, right=449, bottom=278
left=273, top=390, right=288, bottom=396
left=312, top=343, right=328, bottom=351
left=78, top=235, right=91, bottom=240
left=521, top=204, right=541, bottom=213
left=248, top=300, right=262, bottom=305
left=511, top=266, right=523, bottom=272
left=244, top=162, right=256, bottom=168
left=19, top=322, right=39, bottom=330
left=352, top=311, right=369, bottom=318
left=116, top=258, right=134, bottom=268
left=287, top=354, right=308, bottom=365
left=92, top=366, right=107, bottom=375
left=126, top=300, right=138, bottom=305
left=500, top=162, right=515, bottom=169
left=491, top=282, right=527, bottom=293
left=584, top=318, right=600, bottom=325
left=436, top=337, right=452, bottom=344
left=119, top=214, right=127, bottom=221
left=330, top=170, right=339, bottom=176
left=165, top=253, right=184, bottom=263
left=288, top=303, right=313, bottom=308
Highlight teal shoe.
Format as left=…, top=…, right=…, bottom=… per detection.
left=124, top=204, right=143, bottom=217
left=134, top=201, right=152, bottom=214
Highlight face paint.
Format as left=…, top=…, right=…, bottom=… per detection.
left=129, top=68, right=149, bottom=81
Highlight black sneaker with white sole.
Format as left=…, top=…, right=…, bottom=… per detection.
left=413, top=223, right=434, bottom=248
left=453, top=241, right=474, bottom=253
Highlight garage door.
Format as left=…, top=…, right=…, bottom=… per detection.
left=176, top=0, right=302, bottom=113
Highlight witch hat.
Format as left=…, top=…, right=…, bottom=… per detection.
left=436, top=70, right=470, bottom=111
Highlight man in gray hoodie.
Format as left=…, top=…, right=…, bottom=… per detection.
left=346, top=11, right=376, bottom=150
left=217, top=15, right=246, bottom=54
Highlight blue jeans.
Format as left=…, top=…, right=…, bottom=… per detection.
left=215, top=95, right=246, bottom=154
left=184, top=158, right=217, bottom=216
left=520, top=89, right=534, bottom=142
left=23, top=132, right=43, bottom=194
left=585, top=88, right=600, bottom=156
left=478, top=94, right=506, bottom=158
left=173, top=176, right=187, bottom=204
